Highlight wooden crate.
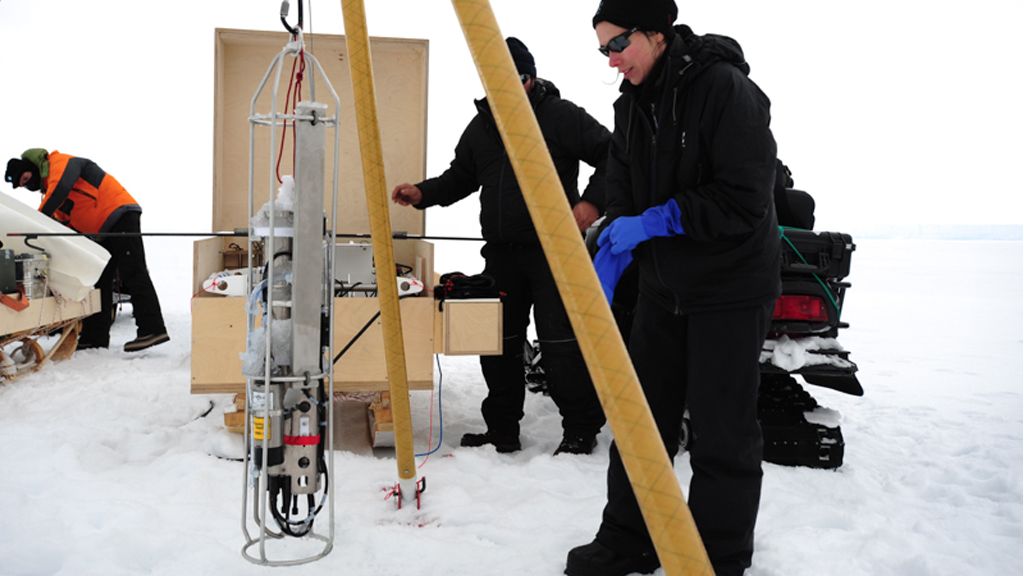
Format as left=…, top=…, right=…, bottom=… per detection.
left=213, top=28, right=427, bottom=236
left=0, top=289, right=100, bottom=337
left=191, top=236, right=442, bottom=393
left=192, top=293, right=436, bottom=394
left=193, top=28, right=501, bottom=403
left=433, top=298, right=503, bottom=356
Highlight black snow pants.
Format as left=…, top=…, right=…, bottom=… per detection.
left=80, top=212, right=166, bottom=346
left=596, top=294, right=772, bottom=576
left=478, top=242, right=605, bottom=440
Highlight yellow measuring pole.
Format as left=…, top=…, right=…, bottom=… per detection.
left=451, top=2, right=712, bottom=573
left=340, top=0, right=418, bottom=500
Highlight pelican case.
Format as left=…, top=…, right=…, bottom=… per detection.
left=779, top=229, right=855, bottom=281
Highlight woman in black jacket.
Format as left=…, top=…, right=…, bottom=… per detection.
left=567, top=2, right=781, bottom=575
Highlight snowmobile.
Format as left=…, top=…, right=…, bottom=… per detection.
left=526, top=162, right=859, bottom=469
left=756, top=163, right=859, bottom=469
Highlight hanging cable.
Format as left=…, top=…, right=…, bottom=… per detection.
left=416, top=354, right=445, bottom=462
left=274, top=55, right=299, bottom=184
left=288, top=50, right=307, bottom=173
left=268, top=457, right=328, bottom=537
left=8, top=231, right=487, bottom=242
left=274, top=0, right=307, bottom=185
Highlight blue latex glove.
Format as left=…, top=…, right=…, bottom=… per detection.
left=593, top=243, right=634, bottom=302
left=598, top=199, right=684, bottom=255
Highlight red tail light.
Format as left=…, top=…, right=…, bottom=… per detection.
left=772, top=294, right=829, bottom=322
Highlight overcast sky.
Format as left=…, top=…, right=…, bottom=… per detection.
left=1, top=0, right=1021, bottom=239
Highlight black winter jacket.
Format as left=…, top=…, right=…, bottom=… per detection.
left=415, top=79, right=611, bottom=245
left=605, top=25, right=781, bottom=314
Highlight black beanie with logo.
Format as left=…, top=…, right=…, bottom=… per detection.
left=592, top=0, right=678, bottom=37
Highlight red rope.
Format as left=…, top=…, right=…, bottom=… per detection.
left=291, top=50, right=307, bottom=172
left=274, top=54, right=300, bottom=184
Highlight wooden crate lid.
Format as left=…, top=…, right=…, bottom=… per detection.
left=213, top=28, right=428, bottom=236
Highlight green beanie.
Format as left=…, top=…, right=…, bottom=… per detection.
left=21, top=148, right=49, bottom=179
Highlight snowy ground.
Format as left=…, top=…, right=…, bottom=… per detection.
left=0, top=238, right=1020, bottom=576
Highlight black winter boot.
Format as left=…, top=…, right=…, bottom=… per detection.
left=124, top=331, right=170, bottom=352
left=460, top=431, right=521, bottom=453
left=76, top=339, right=109, bottom=351
left=554, top=434, right=597, bottom=455
left=565, top=539, right=660, bottom=576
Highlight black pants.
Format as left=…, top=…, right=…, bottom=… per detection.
left=478, top=243, right=605, bottom=439
left=596, top=295, right=772, bottom=576
left=80, top=212, right=166, bottom=346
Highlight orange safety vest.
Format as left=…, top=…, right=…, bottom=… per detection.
left=38, top=151, right=140, bottom=234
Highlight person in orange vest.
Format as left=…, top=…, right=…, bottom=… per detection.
left=5, top=149, right=169, bottom=352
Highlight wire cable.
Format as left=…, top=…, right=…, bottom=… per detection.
left=416, top=354, right=444, bottom=462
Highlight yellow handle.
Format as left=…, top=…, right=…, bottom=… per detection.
left=340, top=0, right=418, bottom=486
left=450, top=2, right=712, bottom=574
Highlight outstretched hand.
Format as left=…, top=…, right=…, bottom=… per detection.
left=572, top=200, right=600, bottom=232
left=391, top=183, right=423, bottom=207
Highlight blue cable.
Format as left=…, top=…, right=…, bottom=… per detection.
left=415, top=354, right=444, bottom=458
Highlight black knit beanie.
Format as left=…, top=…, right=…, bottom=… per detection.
left=592, top=0, right=678, bottom=37
left=5, top=158, right=38, bottom=190
left=506, top=37, right=536, bottom=78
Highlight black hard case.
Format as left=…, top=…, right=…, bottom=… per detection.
left=779, top=229, right=855, bottom=280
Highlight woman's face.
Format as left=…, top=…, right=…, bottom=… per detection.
left=595, top=22, right=665, bottom=86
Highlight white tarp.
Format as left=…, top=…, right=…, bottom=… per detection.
left=0, top=192, right=109, bottom=302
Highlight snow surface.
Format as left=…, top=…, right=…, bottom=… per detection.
left=0, top=238, right=1019, bottom=576
left=1, top=0, right=1020, bottom=572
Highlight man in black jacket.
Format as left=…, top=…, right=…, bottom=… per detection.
left=391, top=37, right=611, bottom=455
left=566, top=2, right=781, bottom=575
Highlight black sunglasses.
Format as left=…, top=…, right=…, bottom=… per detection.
left=598, top=27, right=638, bottom=57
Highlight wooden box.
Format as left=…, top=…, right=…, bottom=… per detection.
left=434, top=299, right=503, bottom=356
left=191, top=28, right=500, bottom=397
left=191, top=236, right=438, bottom=394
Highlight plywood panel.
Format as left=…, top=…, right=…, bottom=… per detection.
left=394, top=238, right=434, bottom=291
left=213, top=28, right=427, bottom=236
left=331, top=297, right=434, bottom=392
left=0, top=289, right=100, bottom=336
left=190, top=294, right=434, bottom=394
left=192, top=237, right=224, bottom=295
left=190, top=296, right=249, bottom=391
left=443, top=299, right=502, bottom=355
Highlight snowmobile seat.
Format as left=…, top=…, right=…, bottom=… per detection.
left=775, top=187, right=816, bottom=231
